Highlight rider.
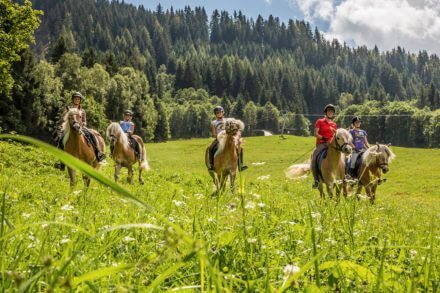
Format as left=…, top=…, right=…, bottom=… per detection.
left=119, top=110, right=141, bottom=160
left=208, top=106, right=247, bottom=171
left=346, top=116, right=369, bottom=178
left=54, top=92, right=105, bottom=170
left=310, top=104, right=337, bottom=189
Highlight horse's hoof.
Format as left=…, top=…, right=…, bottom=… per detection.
left=139, top=180, right=144, bottom=185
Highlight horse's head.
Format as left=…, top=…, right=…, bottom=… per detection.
left=66, top=109, right=83, bottom=134
left=106, top=122, right=123, bottom=148
left=224, top=119, right=245, bottom=136
left=333, top=128, right=353, bottom=155
left=375, top=143, right=396, bottom=173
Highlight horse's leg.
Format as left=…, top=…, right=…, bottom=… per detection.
left=318, top=183, right=325, bottom=199
left=138, top=162, right=144, bottom=185
left=230, top=171, right=236, bottom=194
left=220, top=172, right=228, bottom=194
left=83, top=175, right=91, bottom=187
left=371, top=183, right=378, bottom=204
left=365, top=185, right=373, bottom=203
left=114, top=164, right=121, bottom=182
left=355, top=184, right=362, bottom=201
left=68, top=167, right=76, bottom=187
left=326, top=182, right=334, bottom=200
left=127, top=165, right=133, bottom=184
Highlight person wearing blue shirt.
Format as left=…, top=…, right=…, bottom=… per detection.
left=346, top=116, right=370, bottom=179
left=119, top=110, right=140, bottom=160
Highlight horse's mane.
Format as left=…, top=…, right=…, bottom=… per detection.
left=363, top=144, right=396, bottom=166
left=216, top=118, right=245, bottom=156
left=62, top=108, right=81, bottom=146
left=106, top=122, right=129, bottom=148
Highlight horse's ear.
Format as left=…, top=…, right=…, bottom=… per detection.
left=376, top=143, right=380, bottom=151
left=387, top=143, right=392, bottom=147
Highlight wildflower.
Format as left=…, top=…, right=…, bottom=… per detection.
left=288, top=221, right=296, bottom=226
left=257, top=202, right=266, bottom=208
left=251, top=162, right=266, bottom=166
left=410, top=249, right=417, bottom=259
left=172, top=200, right=185, bottom=207
left=250, top=192, right=261, bottom=199
left=21, top=213, right=31, bottom=219
left=282, top=264, right=301, bottom=286
left=247, top=238, right=257, bottom=244
left=207, top=217, right=215, bottom=223
left=72, top=190, right=82, bottom=195
left=61, top=204, right=74, bottom=211
left=122, top=236, right=136, bottom=243
left=60, top=238, right=70, bottom=244
left=245, top=201, right=256, bottom=209
left=257, top=175, right=271, bottom=180
left=311, top=212, right=321, bottom=218
left=42, top=223, right=49, bottom=230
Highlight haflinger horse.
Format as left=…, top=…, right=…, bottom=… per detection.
left=205, top=118, right=244, bottom=194
left=62, top=108, right=106, bottom=187
left=354, top=143, right=395, bottom=204
left=106, top=122, right=150, bottom=184
left=286, top=128, right=353, bottom=199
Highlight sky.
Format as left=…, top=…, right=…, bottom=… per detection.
left=126, top=0, right=440, bottom=55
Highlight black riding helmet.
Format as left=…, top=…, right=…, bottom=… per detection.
left=71, top=92, right=83, bottom=101
left=124, top=110, right=133, bottom=116
left=352, top=116, right=362, bottom=124
left=323, top=104, right=336, bottom=113
left=214, top=106, right=224, bottom=114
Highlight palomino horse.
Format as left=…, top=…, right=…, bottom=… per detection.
left=316, top=128, right=353, bottom=199
left=354, top=143, right=395, bottom=204
left=62, top=108, right=106, bottom=187
left=205, top=119, right=244, bottom=193
left=106, top=122, right=150, bottom=184
left=285, top=128, right=352, bottom=199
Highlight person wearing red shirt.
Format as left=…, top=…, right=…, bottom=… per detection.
left=310, top=104, right=337, bottom=189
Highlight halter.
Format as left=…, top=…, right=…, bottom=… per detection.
left=332, top=136, right=349, bottom=152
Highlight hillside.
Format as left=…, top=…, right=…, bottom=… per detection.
left=0, top=136, right=438, bottom=290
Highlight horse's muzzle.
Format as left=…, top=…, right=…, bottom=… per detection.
left=72, top=123, right=81, bottom=134
left=342, top=145, right=352, bottom=155
left=381, top=165, right=389, bottom=173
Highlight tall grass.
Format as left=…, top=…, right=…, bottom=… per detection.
left=0, top=134, right=438, bottom=291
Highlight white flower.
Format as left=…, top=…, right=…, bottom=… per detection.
left=60, top=238, right=70, bottom=244
left=250, top=192, right=261, bottom=199
left=172, top=200, right=185, bottom=207
left=122, top=236, right=136, bottom=243
left=207, top=217, right=215, bottom=223
left=410, top=249, right=417, bottom=259
left=22, top=213, right=31, bottom=219
left=257, top=175, right=271, bottom=181
left=195, top=193, right=204, bottom=199
left=73, top=190, right=82, bottom=195
left=247, top=238, right=257, bottom=244
left=326, top=237, right=337, bottom=246
left=251, top=162, right=266, bottom=166
left=61, top=204, right=74, bottom=211
left=257, top=202, right=266, bottom=208
left=311, top=212, right=321, bottom=218
left=283, top=264, right=300, bottom=276
left=245, top=202, right=256, bottom=209
left=41, top=224, right=49, bottom=230
left=288, top=221, right=296, bottom=225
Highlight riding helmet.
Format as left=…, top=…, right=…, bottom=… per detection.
left=71, top=92, right=83, bottom=101
left=323, top=104, right=336, bottom=113
left=124, top=110, right=133, bottom=116
left=214, top=106, right=224, bottom=114
left=352, top=116, right=362, bottom=124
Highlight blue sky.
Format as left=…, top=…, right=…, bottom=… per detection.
left=125, top=0, right=440, bottom=55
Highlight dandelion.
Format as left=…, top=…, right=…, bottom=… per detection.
left=61, top=204, right=74, bottom=211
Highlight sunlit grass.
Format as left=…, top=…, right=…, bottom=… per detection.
left=0, top=134, right=438, bottom=291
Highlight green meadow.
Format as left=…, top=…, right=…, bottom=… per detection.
left=0, top=135, right=438, bottom=291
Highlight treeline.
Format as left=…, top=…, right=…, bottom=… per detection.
left=29, top=0, right=440, bottom=114
left=0, top=51, right=310, bottom=141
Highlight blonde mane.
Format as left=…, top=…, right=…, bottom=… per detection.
left=106, top=122, right=130, bottom=149
left=363, top=144, right=396, bottom=166
left=216, top=118, right=245, bottom=156
left=61, top=108, right=82, bottom=146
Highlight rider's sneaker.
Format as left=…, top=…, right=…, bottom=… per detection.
left=312, top=180, right=319, bottom=189
left=239, top=165, right=248, bottom=171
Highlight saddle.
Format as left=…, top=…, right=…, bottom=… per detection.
left=127, top=135, right=141, bottom=160
left=82, top=128, right=106, bottom=161
left=316, top=148, right=328, bottom=180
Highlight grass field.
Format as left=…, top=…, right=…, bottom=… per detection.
left=0, top=135, right=438, bottom=291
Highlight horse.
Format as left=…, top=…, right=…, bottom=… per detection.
left=205, top=119, right=244, bottom=194
left=285, top=128, right=353, bottom=199
left=62, top=108, right=106, bottom=187
left=106, top=122, right=150, bottom=184
left=354, top=143, right=396, bottom=204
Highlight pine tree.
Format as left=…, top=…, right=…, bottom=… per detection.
left=153, top=97, right=170, bottom=142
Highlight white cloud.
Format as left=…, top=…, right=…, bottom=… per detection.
left=264, top=0, right=273, bottom=4
left=292, top=0, right=440, bottom=54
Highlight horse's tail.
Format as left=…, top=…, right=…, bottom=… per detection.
left=140, top=142, right=150, bottom=171
left=285, top=163, right=311, bottom=179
